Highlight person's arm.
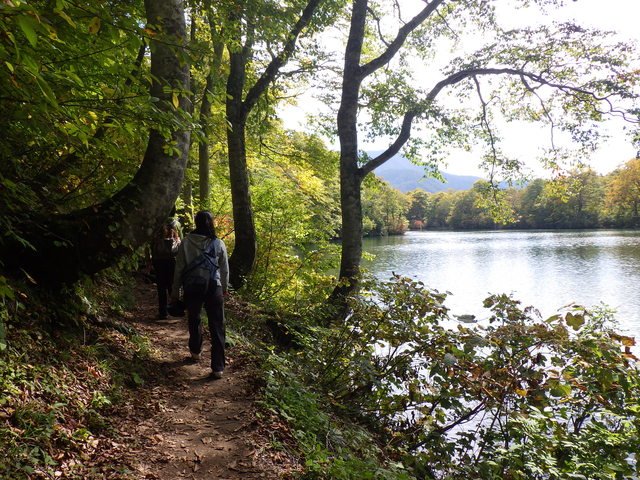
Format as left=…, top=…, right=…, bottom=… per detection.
left=171, top=233, right=181, bottom=255
left=170, top=240, right=186, bottom=300
left=218, top=240, right=229, bottom=293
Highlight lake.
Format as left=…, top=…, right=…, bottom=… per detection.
left=362, top=230, right=640, bottom=338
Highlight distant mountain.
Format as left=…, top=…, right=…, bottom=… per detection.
left=371, top=152, right=484, bottom=193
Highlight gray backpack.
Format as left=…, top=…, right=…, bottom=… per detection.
left=181, top=238, right=219, bottom=296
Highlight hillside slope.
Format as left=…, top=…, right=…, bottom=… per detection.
left=371, top=152, right=483, bottom=193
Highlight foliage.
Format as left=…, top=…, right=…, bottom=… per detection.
left=404, top=163, right=640, bottom=230
left=363, top=177, right=410, bottom=236
left=268, top=275, right=640, bottom=479
left=0, top=269, right=151, bottom=478
left=604, top=158, right=640, bottom=227
left=0, top=0, right=151, bottom=213
left=247, top=130, right=341, bottom=311
left=259, top=337, right=413, bottom=480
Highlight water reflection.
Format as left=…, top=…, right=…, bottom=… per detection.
left=362, top=230, right=640, bottom=337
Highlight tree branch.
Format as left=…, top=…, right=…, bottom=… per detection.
left=241, top=0, right=323, bottom=117
left=367, top=6, right=391, bottom=48
left=360, top=109, right=418, bottom=176
left=360, top=65, right=636, bottom=176
left=473, top=75, right=499, bottom=181
left=359, top=0, right=446, bottom=78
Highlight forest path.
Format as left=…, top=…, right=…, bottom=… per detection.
left=114, top=277, right=297, bottom=479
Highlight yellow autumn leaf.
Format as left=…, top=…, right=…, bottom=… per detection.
left=622, top=336, right=636, bottom=347
left=88, top=17, right=101, bottom=35
left=515, top=388, right=528, bottom=397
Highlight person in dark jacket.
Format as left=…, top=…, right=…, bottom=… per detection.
left=170, top=211, right=229, bottom=379
left=150, top=219, right=181, bottom=319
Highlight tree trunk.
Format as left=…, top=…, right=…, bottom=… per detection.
left=3, top=0, right=191, bottom=285
left=332, top=0, right=367, bottom=297
left=225, top=13, right=257, bottom=290
left=198, top=36, right=224, bottom=210
left=224, top=3, right=258, bottom=290
left=335, top=162, right=365, bottom=296
left=223, top=0, right=324, bottom=290
left=332, top=0, right=439, bottom=298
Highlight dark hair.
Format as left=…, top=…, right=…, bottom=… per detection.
left=193, top=210, right=217, bottom=239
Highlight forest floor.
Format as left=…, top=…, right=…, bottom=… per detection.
left=96, top=277, right=300, bottom=479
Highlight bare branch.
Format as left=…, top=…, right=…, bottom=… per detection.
left=519, top=75, right=558, bottom=153
left=360, top=0, right=447, bottom=78
left=242, top=0, right=323, bottom=117
left=367, top=6, right=391, bottom=48
left=473, top=75, right=499, bottom=182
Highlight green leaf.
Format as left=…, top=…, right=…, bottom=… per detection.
left=17, top=15, right=39, bottom=48
left=57, top=10, right=76, bottom=28
left=35, top=76, right=59, bottom=107
left=565, top=312, right=585, bottom=330
left=549, top=383, right=572, bottom=398
left=443, top=353, right=457, bottom=366
left=88, top=17, right=101, bottom=35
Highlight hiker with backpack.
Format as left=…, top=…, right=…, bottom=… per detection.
left=170, top=210, right=229, bottom=380
left=150, top=218, right=181, bottom=320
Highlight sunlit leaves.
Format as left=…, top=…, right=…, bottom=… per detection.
left=604, top=157, right=640, bottom=226
left=1, top=0, right=154, bottom=211
left=295, top=275, right=640, bottom=478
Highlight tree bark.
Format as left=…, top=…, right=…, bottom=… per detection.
left=332, top=0, right=367, bottom=295
left=333, top=0, right=442, bottom=298
left=199, top=30, right=224, bottom=210
left=226, top=44, right=256, bottom=289
left=224, top=0, right=323, bottom=289
left=3, top=0, right=191, bottom=285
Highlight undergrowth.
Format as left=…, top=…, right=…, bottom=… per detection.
left=3, top=263, right=640, bottom=480
left=250, top=275, right=640, bottom=480
left=0, top=268, right=152, bottom=479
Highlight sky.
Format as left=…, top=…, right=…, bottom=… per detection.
left=280, top=0, right=640, bottom=178
left=486, top=0, right=640, bottom=177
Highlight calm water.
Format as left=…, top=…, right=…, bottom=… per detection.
left=362, top=230, right=640, bottom=338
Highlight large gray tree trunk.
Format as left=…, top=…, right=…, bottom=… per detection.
left=333, top=0, right=367, bottom=296
left=333, top=0, right=441, bottom=298
left=3, top=0, right=191, bottom=285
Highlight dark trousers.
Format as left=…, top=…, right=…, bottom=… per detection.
left=153, top=258, right=175, bottom=316
left=185, top=285, right=225, bottom=372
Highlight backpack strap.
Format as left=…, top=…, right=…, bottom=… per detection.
left=202, top=237, right=218, bottom=262
left=182, top=238, right=219, bottom=279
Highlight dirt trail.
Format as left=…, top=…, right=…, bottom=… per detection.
left=113, top=278, right=298, bottom=479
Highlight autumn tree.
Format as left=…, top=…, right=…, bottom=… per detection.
left=604, top=157, right=640, bottom=226
left=221, top=0, right=332, bottom=289
left=362, top=179, right=409, bottom=236
left=448, top=181, right=496, bottom=230
left=407, top=189, right=432, bottom=228
left=516, top=178, right=550, bottom=228
left=539, top=168, right=605, bottom=228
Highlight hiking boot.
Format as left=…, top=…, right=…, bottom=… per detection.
left=210, top=370, right=223, bottom=380
left=191, top=352, right=201, bottom=362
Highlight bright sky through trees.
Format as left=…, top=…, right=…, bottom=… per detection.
left=488, top=0, right=640, bottom=177
left=280, top=0, right=640, bottom=178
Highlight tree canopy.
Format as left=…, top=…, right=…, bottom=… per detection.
left=0, top=0, right=638, bottom=288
